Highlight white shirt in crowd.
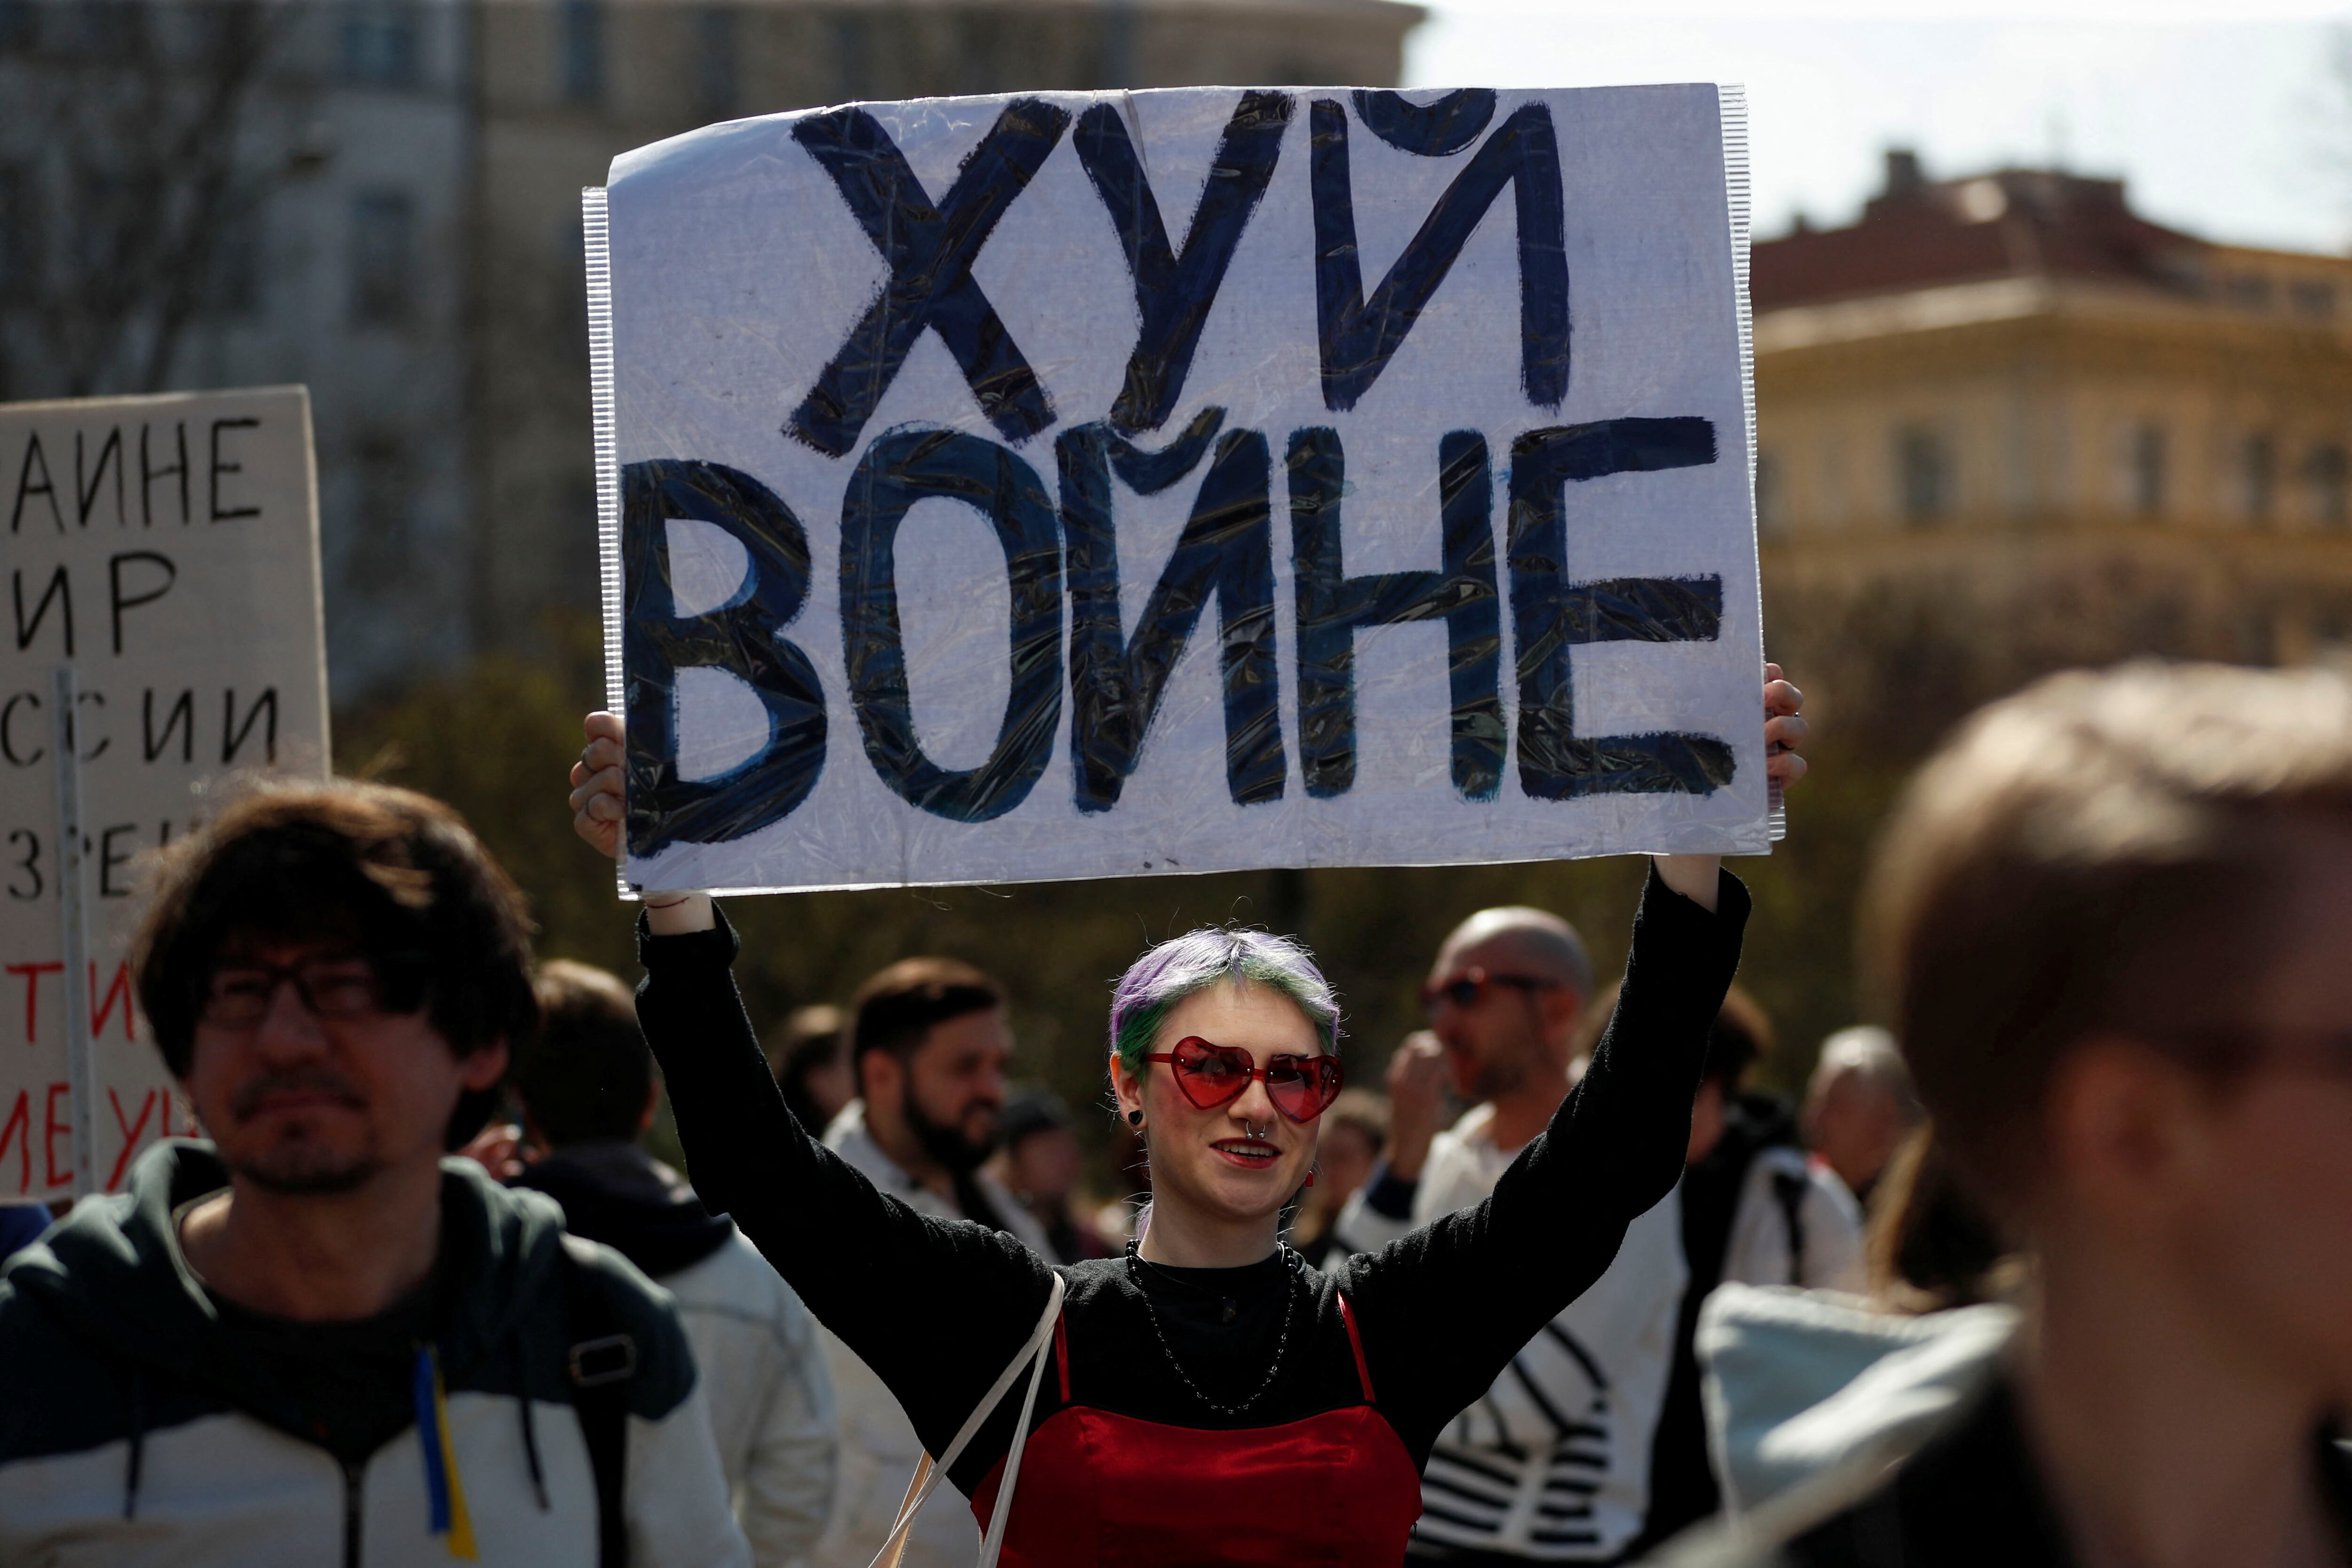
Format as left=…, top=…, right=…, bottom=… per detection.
left=810, top=1101, right=1051, bottom=1568
left=1718, top=1147, right=1865, bottom=1294
left=663, top=1231, right=841, bottom=1568
left=1338, top=1103, right=1687, bottom=1563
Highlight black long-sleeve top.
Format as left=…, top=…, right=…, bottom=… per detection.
left=636, top=866, right=1748, bottom=1497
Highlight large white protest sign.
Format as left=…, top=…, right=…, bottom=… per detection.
left=593, top=84, right=1764, bottom=896
left=1, top=387, right=327, bottom=1199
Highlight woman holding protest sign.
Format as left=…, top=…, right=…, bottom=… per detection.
left=566, top=669, right=1805, bottom=1568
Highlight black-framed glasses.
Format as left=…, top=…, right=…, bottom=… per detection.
left=1421, top=967, right=1557, bottom=1016
left=198, top=952, right=430, bottom=1029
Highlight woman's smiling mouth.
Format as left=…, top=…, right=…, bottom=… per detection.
left=1211, top=1139, right=1281, bottom=1168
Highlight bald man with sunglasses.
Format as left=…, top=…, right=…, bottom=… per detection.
left=1338, top=907, right=1690, bottom=1567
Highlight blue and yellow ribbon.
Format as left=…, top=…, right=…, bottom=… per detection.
left=411, top=1344, right=479, bottom=1560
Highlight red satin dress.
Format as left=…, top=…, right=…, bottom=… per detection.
left=967, top=1294, right=1423, bottom=1567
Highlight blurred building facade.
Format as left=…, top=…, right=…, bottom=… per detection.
left=1752, top=151, right=2352, bottom=684
left=0, top=0, right=1420, bottom=699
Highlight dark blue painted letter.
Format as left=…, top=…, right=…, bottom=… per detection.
left=788, top=99, right=1070, bottom=458
left=1074, top=92, right=1294, bottom=436
left=622, top=460, right=826, bottom=856
left=1507, top=417, right=1732, bottom=799
left=1310, top=97, right=1568, bottom=413
left=1288, top=427, right=1503, bottom=800
left=1062, top=407, right=1283, bottom=812
left=840, top=428, right=1063, bottom=822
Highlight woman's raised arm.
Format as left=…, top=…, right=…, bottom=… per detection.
left=570, top=713, right=1055, bottom=1480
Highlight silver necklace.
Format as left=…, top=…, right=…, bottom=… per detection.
left=1124, top=1242, right=1299, bottom=1418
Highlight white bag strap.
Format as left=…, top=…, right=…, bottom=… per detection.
left=868, top=1272, right=1065, bottom=1568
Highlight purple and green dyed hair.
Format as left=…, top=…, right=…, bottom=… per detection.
left=1108, top=927, right=1341, bottom=1077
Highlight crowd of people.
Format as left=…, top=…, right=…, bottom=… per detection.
left=3, top=657, right=2349, bottom=1568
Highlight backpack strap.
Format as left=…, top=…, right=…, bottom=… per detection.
left=1769, top=1166, right=1811, bottom=1287
left=560, top=1240, right=638, bottom=1568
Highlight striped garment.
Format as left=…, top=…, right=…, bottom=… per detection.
left=1340, top=1103, right=1686, bottom=1563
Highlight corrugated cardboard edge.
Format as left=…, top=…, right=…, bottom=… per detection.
left=582, top=185, right=634, bottom=897
left=1717, top=83, right=1780, bottom=847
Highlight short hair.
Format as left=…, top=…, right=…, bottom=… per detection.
left=134, top=781, right=536, bottom=1085
left=1807, top=1026, right=1922, bottom=1122
left=1109, top=926, right=1340, bottom=1078
left=1863, top=662, right=2352, bottom=1217
left=1323, top=1087, right=1389, bottom=1154
left=767, top=1003, right=845, bottom=1081
left=850, top=958, right=1004, bottom=1083
left=1438, top=906, right=1594, bottom=999
left=516, top=961, right=652, bottom=1148
left=1001, top=1087, right=1073, bottom=1150
left=1702, top=983, right=1774, bottom=1088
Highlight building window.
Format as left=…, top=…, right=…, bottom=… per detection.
left=2225, top=274, right=2273, bottom=312
left=204, top=200, right=263, bottom=319
left=349, top=435, right=416, bottom=586
left=0, top=1, right=37, bottom=49
left=2241, top=432, right=2276, bottom=526
left=559, top=0, right=603, bottom=104
left=349, top=189, right=414, bottom=326
left=2311, top=444, right=2350, bottom=531
left=1754, top=451, right=1783, bottom=538
left=2292, top=280, right=2339, bottom=322
left=341, top=5, right=421, bottom=87
left=2127, top=423, right=2166, bottom=517
left=830, top=14, right=871, bottom=99
left=694, top=8, right=736, bottom=118
left=0, top=163, right=35, bottom=302
left=1895, top=425, right=1951, bottom=525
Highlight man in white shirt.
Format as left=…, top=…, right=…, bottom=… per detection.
left=810, top=958, right=1049, bottom=1568
left=1339, top=906, right=1685, bottom=1565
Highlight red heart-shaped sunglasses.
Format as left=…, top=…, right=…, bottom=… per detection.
left=1144, top=1035, right=1345, bottom=1123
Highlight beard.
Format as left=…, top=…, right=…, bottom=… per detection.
left=230, top=1140, right=383, bottom=1195
left=906, top=1092, right=998, bottom=1176
left=222, top=1068, right=382, bottom=1195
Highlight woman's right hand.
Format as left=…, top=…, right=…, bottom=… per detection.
left=571, top=711, right=717, bottom=931
left=569, top=710, right=627, bottom=859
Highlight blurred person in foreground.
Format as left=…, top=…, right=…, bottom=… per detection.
left=1335, top=906, right=1690, bottom=1565
left=770, top=1004, right=854, bottom=1146
left=511, top=960, right=838, bottom=1567
left=1661, top=662, right=2352, bottom=1568
left=1800, top=1029, right=1920, bottom=1210
left=812, top=958, right=1049, bottom=1568
left=1288, top=1086, right=1385, bottom=1268
left=0, top=784, right=747, bottom=1566
left=1634, top=988, right=1867, bottom=1551
left=990, top=1089, right=1112, bottom=1264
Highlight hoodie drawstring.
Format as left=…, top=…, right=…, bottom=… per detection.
left=513, top=1338, right=548, bottom=1512
left=122, top=1369, right=147, bottom=1520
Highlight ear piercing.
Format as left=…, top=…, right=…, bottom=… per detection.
left=1127, top=1108, right=1144, bottom=1127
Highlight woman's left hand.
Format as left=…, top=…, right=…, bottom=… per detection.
left=1653, top=663, right=1810, bottom=912
left=1764, top=661, right=1808, bottom=789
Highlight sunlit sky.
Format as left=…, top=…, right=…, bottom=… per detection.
left=1403, top=1, right=2352, bottom=255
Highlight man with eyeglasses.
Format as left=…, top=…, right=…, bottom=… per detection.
left=1337, top=905, right=1690, bottom=1566
left=0, top=783, right=748, bottom=1567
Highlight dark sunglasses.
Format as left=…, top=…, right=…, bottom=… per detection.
left=1144, top=1035, right=1345, bottom=1123
left=1421, top=966, right=1558, bottom=1016
left=198, top=951, right=431, bottom=1029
